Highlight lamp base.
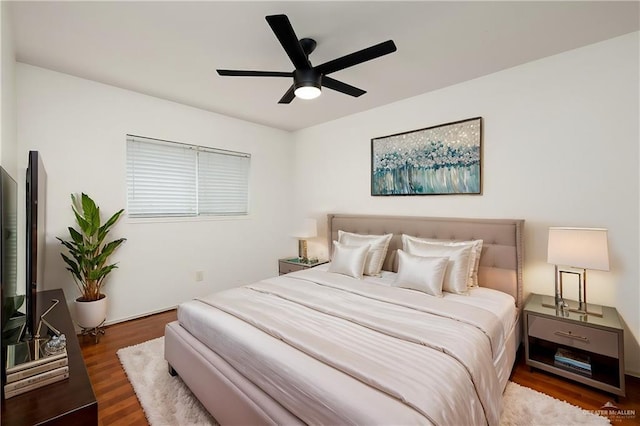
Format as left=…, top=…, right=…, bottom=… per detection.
left=298, top=239, right=308, bottom=263
left=541, top=296, right=603, bottom=317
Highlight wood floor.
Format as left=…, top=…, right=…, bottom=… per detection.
left=80, top=309, right=640, bottom=425
left=79, top=309, right=178, bottom=426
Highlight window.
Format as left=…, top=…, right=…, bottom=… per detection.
left=126, top=135, right=250, bottom=218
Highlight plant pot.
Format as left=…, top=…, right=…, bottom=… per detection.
left=75, top=294, right=107, bottom=329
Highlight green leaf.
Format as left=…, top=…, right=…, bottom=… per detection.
left=72, top=209, right=90, bottom=234
left=81, top=193, right=100, bottom=237
left=71, top=194, right=90, bottom=233
left=68, top=227, right=83, bottom=245
left=60, top=253, right=82, bottom=282
left=58, top=239, right=79, bottom=253
left=97, top=209, right=125, bottom=243
left=2, top=295, right=26, bottom=329
left=97, top=238, right=126, bottom=263
left=95, top=264, right=118, bottom=281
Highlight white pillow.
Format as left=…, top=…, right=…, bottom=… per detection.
left=402, top=235, right=483, bottom=287
left=328, top=241, right=370, bottom=279
left=393, top=250, right=449, bottom=297
left=404, top=239, right=473, bottom=295
left=338, top=230, right=392, bottom=276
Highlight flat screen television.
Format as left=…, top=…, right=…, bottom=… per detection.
left=25, top=151, right=47, bottom=341
left=1, top=166, right=21, bottom=385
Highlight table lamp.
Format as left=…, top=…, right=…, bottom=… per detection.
left=547, top=227, right=610, bottom=316
left=292, top=218, right=317, bottom=263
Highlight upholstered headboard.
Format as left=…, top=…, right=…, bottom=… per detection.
left=327, top=214, right=524, bottom=308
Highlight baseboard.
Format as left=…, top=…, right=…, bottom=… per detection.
left=625, top=370, right=640, bottom=379
left=104, top=305, right=178, bottom=326
left=73, top=305, right=178, bottom=333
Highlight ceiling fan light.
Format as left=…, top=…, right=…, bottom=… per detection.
left=293, top=69, right=322, bottom=100
left=294, top=85, right=321, bottom=100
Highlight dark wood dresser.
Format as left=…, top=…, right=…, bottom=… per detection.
left=1, top=289, right=98, bottom=425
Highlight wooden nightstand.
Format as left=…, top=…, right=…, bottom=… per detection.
left=524, top=293, right=625, bottom=397
left=278, top=258, right=328, bottom=275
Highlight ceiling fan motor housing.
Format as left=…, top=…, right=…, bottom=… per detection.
left=294, top=69, right=322, bottom=91
left=299, top=38, right=317, bottom=56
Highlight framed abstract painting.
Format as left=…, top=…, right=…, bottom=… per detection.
left=371, top=117, right=482, bottom=196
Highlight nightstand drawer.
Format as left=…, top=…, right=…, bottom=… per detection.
left=279, top=262, right=304, bottom=275
left=528, top=315, right=618, bottom=358
left=279, top=259, right=328, bottom=275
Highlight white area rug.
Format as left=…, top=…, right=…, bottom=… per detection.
left=117, top=337, right=610, bottom=426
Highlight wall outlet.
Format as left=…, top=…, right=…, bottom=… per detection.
left=195, top=271, right=204, bottom=282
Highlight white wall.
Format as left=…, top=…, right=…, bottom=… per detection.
left=292, top=33, right=640, bottom=375
left=16, top=64, right=295, bottom=324
left=0, top=1, right=18, bottom=177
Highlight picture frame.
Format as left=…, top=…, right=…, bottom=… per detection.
left=371, top=117, right=482, bottom=196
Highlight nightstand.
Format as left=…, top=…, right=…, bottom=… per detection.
left=278, top=258, right=328, bottom=275
left=524, top=293, right=625, bottom=397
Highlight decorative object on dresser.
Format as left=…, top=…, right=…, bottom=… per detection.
left=291, top=218, right=317, bottom=263
left=547, top=227, right=610, bottom=316
left=371, top=117, right=482, bottom=196
left=1, top=289, right=98, bottom=424
left=4, top=299, right=70, bottom=399
left=524, top=293, right=625, bottom=398
left=57, top=193, right=126, bottom=341
left=278, top=258, right=328, bottom=275
left=33, top=298, right=63, bottom=340
left=4, top=342, right=69, bottom=399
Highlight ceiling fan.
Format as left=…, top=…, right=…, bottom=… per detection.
left=216, top=14, right=397, bottom=104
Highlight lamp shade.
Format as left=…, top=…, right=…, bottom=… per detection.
left=292, top=218, right=317, bottom=239
left=547, top=227, right=610, bottom=271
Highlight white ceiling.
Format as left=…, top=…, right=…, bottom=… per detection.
left=9, top=1, right=639, bottom=132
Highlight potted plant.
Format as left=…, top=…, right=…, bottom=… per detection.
left=57, top=193, right=125, bottom=329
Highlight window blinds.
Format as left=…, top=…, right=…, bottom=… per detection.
left=126, top=135, right=250, bottom=218
left=198, top=150, right=250, bottom=215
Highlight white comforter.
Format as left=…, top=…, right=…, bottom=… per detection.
left=179, top=269, right=505, bottom=426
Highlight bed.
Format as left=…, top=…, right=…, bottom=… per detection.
left=165, top=214, right=524, bottom=425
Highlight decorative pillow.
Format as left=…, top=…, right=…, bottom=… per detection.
left=328, top=241, right=370, bottom=279
left=402, top=235, right=483, bottom=287
left=338, top=230, right=393, bottom=276
left=404, top=239, right=473, bottom=294
left=393, top=250, right=449, bottom=297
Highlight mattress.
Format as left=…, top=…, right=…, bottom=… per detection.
left=178, top=267, right=516, bottom=425
left=315, top=263, right=519, bottom=390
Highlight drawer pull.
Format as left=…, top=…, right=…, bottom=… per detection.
left=554, top=330, right=589, bottom=342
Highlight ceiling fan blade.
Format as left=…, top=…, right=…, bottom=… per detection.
left=315, top=40, right=397, bottom=75
left=278, top=85, right=296, bottom=104
left=322, top=76, right=366, bottom=97
left=265, top=14, right=311, bottom=70
left=217, top=70, right=291, bottom=77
